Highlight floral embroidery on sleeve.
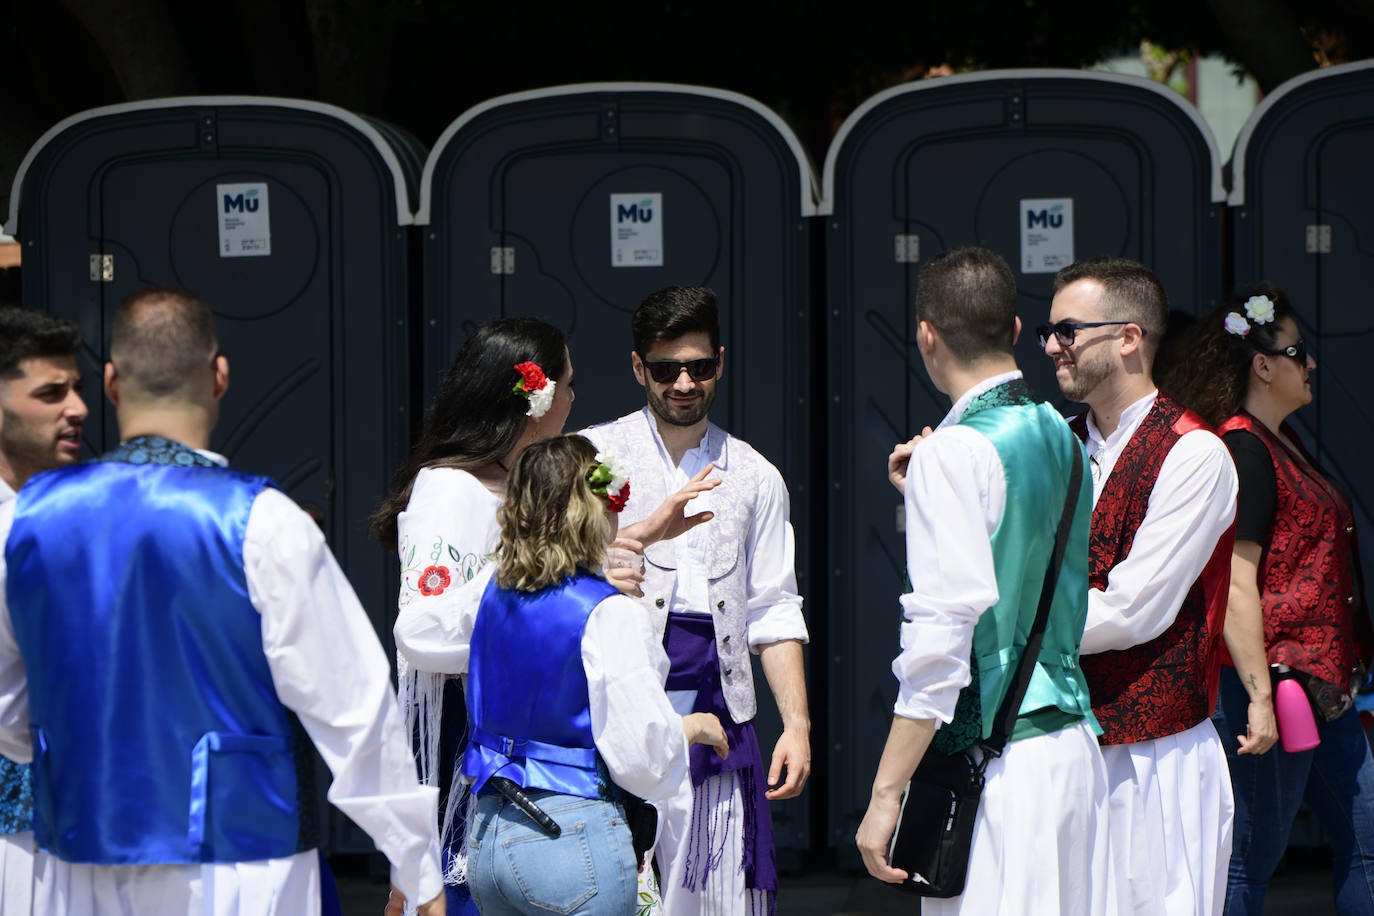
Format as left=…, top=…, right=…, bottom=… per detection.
left=399, top=535, right=496, bottom=607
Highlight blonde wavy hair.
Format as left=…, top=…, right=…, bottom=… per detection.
left=496, top=435, right=612, bottom=591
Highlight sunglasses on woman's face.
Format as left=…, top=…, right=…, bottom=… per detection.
left=1257, top=338, right=1308, bottom=363
left=640, top=356, right=719, bottom=383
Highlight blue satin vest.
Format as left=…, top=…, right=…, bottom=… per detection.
left=5, top=455, right=310, bottom=864
left=462, top=571, right=617, bottom=798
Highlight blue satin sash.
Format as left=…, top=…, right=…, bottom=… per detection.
left=462, top=571, right=616, bottom=798
left=6, top=448, right=308, bottom=864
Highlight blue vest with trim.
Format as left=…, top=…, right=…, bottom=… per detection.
left=5, top=450, right=310, bottom=864
left=462, top=570, right=617, bottom=798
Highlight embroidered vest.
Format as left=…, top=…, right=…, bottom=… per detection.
left=583, top=410, right=802, bottom=723
left=1218, top=414, right=1371, bottom=688
left=462, top=571, right=617, bottom=798
left=4, top=437, right=316, bottom=864
left=931, top=381, right=1097, bottom=755
left=1071, top=396, right=1233, bottom=745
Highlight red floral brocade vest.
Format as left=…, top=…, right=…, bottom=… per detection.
left=1216, top=413, right=1372, bottom=690
left=1070, top=394, right=1234, bottom=745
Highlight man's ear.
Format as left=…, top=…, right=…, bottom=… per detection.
left=631, top=350, right=647, bottom=388
left=103, top=361, right=119, bottom=406
left=1120, top=323, right=1146, bottom=357
left=1012, top=315, right=1022, bottom=346
left=211, top=354, right=230, bottom=401
left=916, top=320, right=938, bottom=355
left=715, top=345, right=725, bottom=381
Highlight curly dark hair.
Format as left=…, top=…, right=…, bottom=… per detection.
left=1159, top=283, right=1297, bottom=427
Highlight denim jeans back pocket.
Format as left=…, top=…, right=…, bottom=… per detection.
left=502, top=821, right=597, bottom=914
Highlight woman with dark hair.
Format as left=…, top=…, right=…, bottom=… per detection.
left=1165, top=285, right=1374, bottom=914
left=376, top=318, right=716, bottom=914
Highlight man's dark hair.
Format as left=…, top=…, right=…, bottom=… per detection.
left=0, top=307, right=82, bottom=379
left=914, top=246, right=1018, bottom=363
left=110, top=286, right=218, bottom=398
left=632, top=286, right=721, bottom=355
left=1053, top=257, right=1168, bottom=357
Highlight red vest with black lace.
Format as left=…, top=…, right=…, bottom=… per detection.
left=1217, top=413, right=1371, bottom=689
left=1070, top=394, right=1233, bottom=745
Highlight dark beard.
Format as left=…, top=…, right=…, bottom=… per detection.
left=646, top=385, right=714, bottom=427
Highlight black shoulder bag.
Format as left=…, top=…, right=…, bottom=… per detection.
left=887, top=446, right=1083, bottom=897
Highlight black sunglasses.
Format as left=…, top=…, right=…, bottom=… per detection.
left=1035, top=320, right=1143, bottom=349
left=641, top=356, right=718, bottom=383
left=1257, top=338, right=1308, bottom=363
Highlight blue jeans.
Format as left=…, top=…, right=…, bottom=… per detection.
left=465, top=789, right=637, bottom=915
left=1214, top=666, right=1374, bottom=914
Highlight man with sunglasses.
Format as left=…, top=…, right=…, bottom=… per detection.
left=1042, top=258, right=1242, bottom=915
left=584, top=286, right=809, bottom=915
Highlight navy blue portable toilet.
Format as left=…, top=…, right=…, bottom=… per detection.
left=5, top=96, right=425, bottom=853
left=418, top=82, right=818, bottom=856
left=1230, top=60, right=1374, bottom=586
left=820, top=69, right=1225, bottom=859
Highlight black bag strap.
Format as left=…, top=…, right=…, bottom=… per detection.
left=979, top=444, right=1084, bottom=762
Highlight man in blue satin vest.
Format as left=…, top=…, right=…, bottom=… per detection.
left=855, top=247, right=1117, bottom=913
left=0, top=307, right=87, bottom=914
left=0, top=287, right=444, bottom=915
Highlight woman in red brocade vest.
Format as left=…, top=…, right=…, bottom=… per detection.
left=1166, top=285, right=1374, bottom=915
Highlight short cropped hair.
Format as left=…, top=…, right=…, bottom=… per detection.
left=109, top=286, right=218, bottom=399
left=0, top=307, right=82, bottom=378
left=914, top=246, right=1018, bottom=363
left=1053, top=258, right=1168, bottom=357
left=632, top=286, right=721, bottom=355
left=496, top=435, right=612, bottom=592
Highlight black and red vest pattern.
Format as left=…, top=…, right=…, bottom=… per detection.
left=1070, top=394, right=1234, bottom=745
left=1217, top=413, right=1372, bottom=689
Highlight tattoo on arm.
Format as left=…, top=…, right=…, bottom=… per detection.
left=1248, top=673, right=1259, bottom=694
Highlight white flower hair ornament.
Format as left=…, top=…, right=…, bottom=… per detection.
left=512, top=361, right=556, bottom=419
left=1244, top=295, right=1276, bottom=325
left=1224, top=312, right=1251, bottom=338
left=587, top=451, right=632, bottom=512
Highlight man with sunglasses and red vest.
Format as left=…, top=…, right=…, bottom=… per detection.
left=584, top=286, right=809, bottom=916
left=1041, top=258, right=1241, bottom=916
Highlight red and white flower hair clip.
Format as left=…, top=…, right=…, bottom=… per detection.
left=512, top=361, right=556, bottom=418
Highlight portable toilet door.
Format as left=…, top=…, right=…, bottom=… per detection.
left=1230, top=59, right=1374, bottom=593
left=6, top=96, right=424, bottom=853
left=821, top=69, right=1225, bottom=860
left=418, top=82, right=818, bottom=857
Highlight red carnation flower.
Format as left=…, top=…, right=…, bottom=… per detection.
left=513, top=361, right=548, bottom=392
left=607, top=482, right=630, bottom=513
left=418, top=565, right=451, bottom=596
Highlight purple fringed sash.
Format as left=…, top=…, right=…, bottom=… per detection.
left=663, top=612, right=777, bottom=908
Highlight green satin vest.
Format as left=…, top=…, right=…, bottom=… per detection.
left=930, top=381, right=1099, bottom=754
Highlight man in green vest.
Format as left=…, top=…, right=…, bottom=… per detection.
left=855, top=245, right=1116, bottom=913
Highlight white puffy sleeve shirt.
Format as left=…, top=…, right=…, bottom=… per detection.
left=1078, top=393, right=1239, bottom=654
left=891, top=374, right=1015, bottom=724
left=426, top=564, right=691, bottom=804
left=0, top=488, right=444, bottom=906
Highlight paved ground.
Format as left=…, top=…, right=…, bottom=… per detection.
left=333, top=849, right=1337, bottom=914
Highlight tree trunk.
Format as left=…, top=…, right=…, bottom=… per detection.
left=1206, top=0, right=1316, bottom=93
left=60, top=0, right=197, bottom=100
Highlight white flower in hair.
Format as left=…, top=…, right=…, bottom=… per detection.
left=1244, top=295, right=1276, bottom=325
left=525, top=382, right=555, bottom=418
left=1224, top=312, right=1251, bottom=337
left=594, top=451, right=631, bottom=495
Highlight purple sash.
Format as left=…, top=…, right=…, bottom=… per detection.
left=663, top=612, right=777, bottom=900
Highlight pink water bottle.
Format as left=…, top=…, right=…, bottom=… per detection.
left=1274, top=666, right=1320, bottom=753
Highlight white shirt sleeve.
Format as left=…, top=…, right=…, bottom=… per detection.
left=393, top=564, right=491, bottom=676
left=742, top=464, right=809, bottom=650
left=0, top=503, right=30, bottom=763
left=582, top=593, right=690, bottom=803
left=892, top=426, right=1006, bottom=723
left=244, top=489, right=443, bottom=904
left=1080, top=429, right=1238, bottom=654
left=393, top=468, right=501, bottom=672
